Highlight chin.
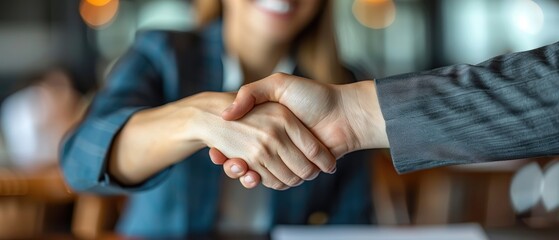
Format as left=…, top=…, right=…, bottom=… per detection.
left=252, top=22, right=297, bottom=43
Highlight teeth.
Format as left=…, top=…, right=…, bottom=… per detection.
left=255, top=0, right=291, bottom=14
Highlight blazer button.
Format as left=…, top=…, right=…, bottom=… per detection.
left=308, top=211, right=329, bottom=225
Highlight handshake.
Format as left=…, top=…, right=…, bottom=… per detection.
left=85, top=42, right=559, bottom=192
left=208, top=73, right=389, bottom=190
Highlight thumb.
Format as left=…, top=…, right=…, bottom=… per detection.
left=222, top=73, right=291, bottom=121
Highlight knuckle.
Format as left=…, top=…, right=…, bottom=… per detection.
left=299, top=164, right=319, bottom=180
left=262, top=178, right=283, bottom=190
left=261, top=129, right=281, bottom=145
left=272, top=181, right=286, bottom=190
left=261, top=157, right=272, bottom=170
left=265, top=129, right=279, bottom=142
left=262, top=180, right=273, bottom=189
left=306, top=142, right=322, bottom=160
left=286, top=176, right=303, bottom=187
left=329, top=163, right=337, bottom=173
left=276, top=106, right=292, bottom=119
left=272, top=102, right=289, bottom=112
left=238, top=85, right=249, bottom=93
left=265, top=106, right=287, bottom=120
left=271, top=72, right=288, bottom=80
left=249, top=144, right=272, bottom=162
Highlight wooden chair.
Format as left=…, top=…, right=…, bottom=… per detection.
left=0, top=166, right=74, bottom=239
left=371, top=151, right=535, bottom=227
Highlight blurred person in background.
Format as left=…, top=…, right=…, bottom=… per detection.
left=61, top=0, right=374, bottom=237
left=2, top=68, right=84, bottom=169
left=0, top=68, right=84, bottom=238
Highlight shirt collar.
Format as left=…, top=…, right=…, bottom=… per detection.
left=221, top=54, right=296, bottom=92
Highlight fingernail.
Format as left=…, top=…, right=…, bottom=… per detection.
left=244, top=175, right=254, bottom=184
left=310, top=171, right=320, bottom=180
left=231, top=164, right=242, bottom=174
left=329, top=167, right=337, bottom=174
left=295, top=181, right=304, bottom=187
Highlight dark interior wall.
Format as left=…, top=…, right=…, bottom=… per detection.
left=0, top=0, right=97, bottom=102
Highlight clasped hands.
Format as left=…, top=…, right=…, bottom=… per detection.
left=209, top=73, right=389, bottom=190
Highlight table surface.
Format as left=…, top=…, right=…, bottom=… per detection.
left=3, top=167, right=557, bottom=240
left=0, top=166, right=74, bottom=202
left=486, top=227, right=559, bottom=240
left=41, top=227, right=553, bottom=240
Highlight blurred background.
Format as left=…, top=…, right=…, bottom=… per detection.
left=0, top=0, right=559, bottom=239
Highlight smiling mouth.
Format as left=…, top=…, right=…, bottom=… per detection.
left=254, top=0, right=294, bottom=15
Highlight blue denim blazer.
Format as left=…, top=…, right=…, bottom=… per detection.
left=60, top=22, right=373, bottom=237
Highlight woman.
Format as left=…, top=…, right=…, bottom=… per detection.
left=61, top=0, right=373, bottom=236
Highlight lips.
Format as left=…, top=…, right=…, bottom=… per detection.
left=254, top=0, right=293, bottom=15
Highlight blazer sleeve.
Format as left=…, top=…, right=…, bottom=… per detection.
left=60, top=32, right=173, bottom=194
left=376, top=41, right=559, bottom=173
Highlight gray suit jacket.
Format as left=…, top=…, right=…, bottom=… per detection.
left=376, top=42, right=559, bottom=173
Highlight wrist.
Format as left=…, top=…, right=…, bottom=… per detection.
left=126, top=104, right=204, bottom=165
left=126, top=92, right=228, bottom=163
left=107, top=92, right=231, bottom=185
left=338, top=80, right=389, bottom=151
left=108, top=106, right=195, bottom=185
left=176, top=92, right=236, bottom=148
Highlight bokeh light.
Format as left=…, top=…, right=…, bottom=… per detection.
left=80, top=0, right=119, bottom=29
left=352, top=0, right=396, bottom=30
left=138, top=0, right=194, bottom=31
left=510, top=162, right=543, bottom=213
left=86, top=0, right=113, bottom=7
left=511, top=0, right=544, bottom=35
left=542, top=161, right=559, bottom=211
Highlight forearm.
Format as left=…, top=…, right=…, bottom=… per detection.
left=375, top=42, right=559, bottom=173
left=108, top=93, right=229, bottom=185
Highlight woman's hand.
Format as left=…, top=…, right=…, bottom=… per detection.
left=108, top=91, right=334, bottom=190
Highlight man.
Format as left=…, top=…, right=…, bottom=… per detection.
left=211, top=41, right=559, bottom=189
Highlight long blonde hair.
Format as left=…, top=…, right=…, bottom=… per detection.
left=194, top=0, right=351, bottom=84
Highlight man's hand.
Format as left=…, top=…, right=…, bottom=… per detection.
left=212, top=73, right=389, bottom=189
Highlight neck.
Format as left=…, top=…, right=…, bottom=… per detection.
left=223, top=17, right=291, bottom=83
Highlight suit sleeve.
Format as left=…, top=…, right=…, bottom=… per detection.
left=60, top=32, right=172, bottom=194
left=376, top=41, right=559, bottom=173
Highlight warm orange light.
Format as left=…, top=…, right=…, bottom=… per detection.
left=352, top=0, right=396, bottom=29
left=86, top=0, right=113, bottom=7
left=80, top=0, right=119, bottom=28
